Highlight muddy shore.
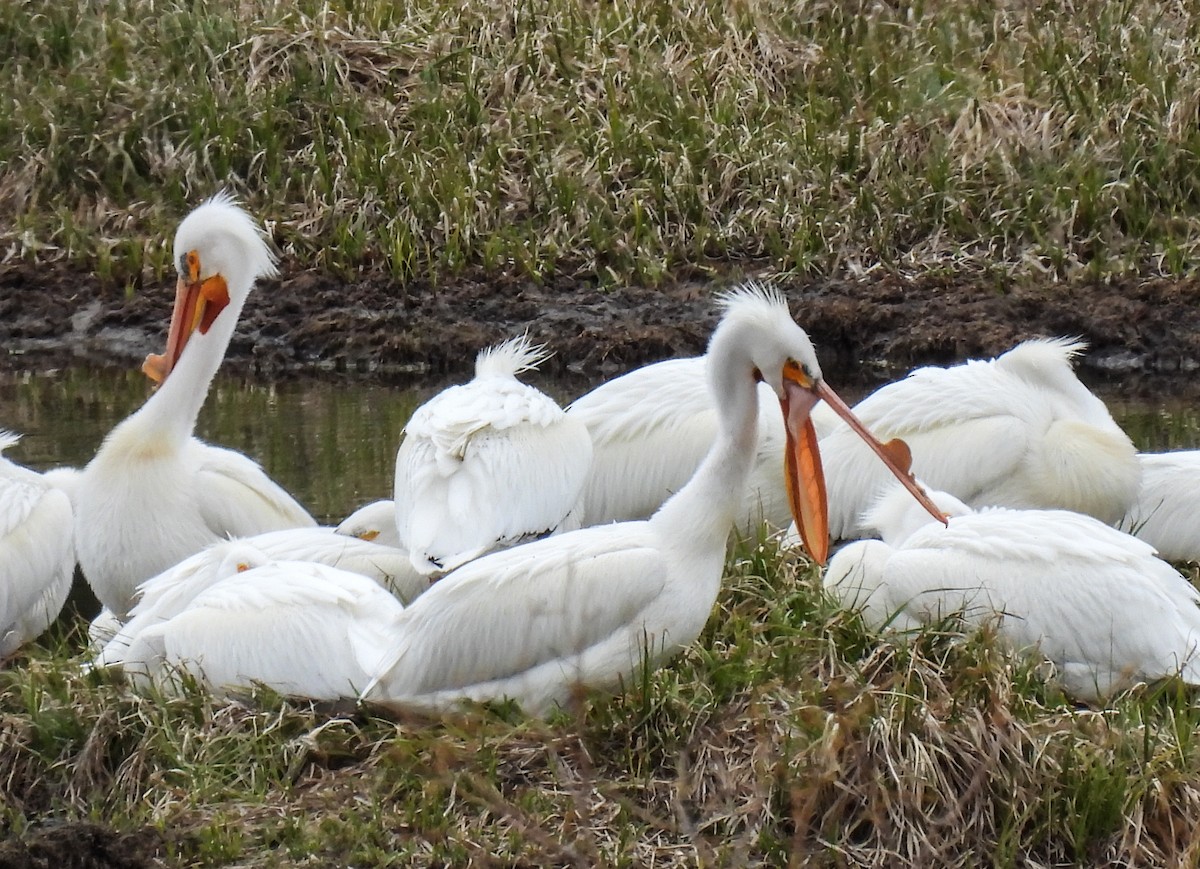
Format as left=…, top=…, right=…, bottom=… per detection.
left=5, top=262, right=1200, bottom=396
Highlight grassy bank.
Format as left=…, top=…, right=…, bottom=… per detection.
left=4, top=0, right=1200, bottom=285
left=9, top=3, right=1200, bottom=866
left=6, top=539, right=1200, bottom=866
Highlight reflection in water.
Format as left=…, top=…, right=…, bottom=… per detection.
left=0, top=368, right=424, bottom=525
left=3, top=368, right=1200, bottom=527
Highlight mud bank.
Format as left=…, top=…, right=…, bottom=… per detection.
left=5, top=263, right=1200, bottom=395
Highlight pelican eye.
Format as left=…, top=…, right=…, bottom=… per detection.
left=182, top=250, right=201, bottom=282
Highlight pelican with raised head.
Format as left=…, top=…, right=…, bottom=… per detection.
left=363, top=284, right=943, bottom=715
left=75, top=195, right=316, bottom=618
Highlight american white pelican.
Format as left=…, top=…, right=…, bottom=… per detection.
left=89, top=519, right=422, bottom=655
left=0, top=431, right=75, bottom=658
left=117, top=544, right=406, bottom=700
left=824, top=485, right=1200, bottom=701
left=568, top=354, right=840, bottom=531
left=1119, top=451, right=1200, bottom=563
left=393, top=336, right=593, bottom=577
left=74, top=195, right=316, bottom=618
left=363, top=285, right=943, bottom=715
left=95, top=523, right=426, bottom=667
left=816, top=338, right=1140, bottom=541
left=336, top=499, right=401, bottom=548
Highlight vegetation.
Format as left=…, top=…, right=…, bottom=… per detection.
left=8, top=1, right=1200, bottom=865
left=4, top=538, right=1200, bottom=866
left=5, top=0, right=1200, bottom=285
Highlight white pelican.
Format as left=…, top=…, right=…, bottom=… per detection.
left=1119, top=451, right=1200, bottom=563
left=815, top=338, right=1140, bottom=541
left=94, top=523, right=426, bottom=667
left=825, top=485, right=1200, bottom=702
left=74, top=195, right=316, bottom=618
left=118, top=544, right=406, bottom=700
left=568, top=354, right=840, bottom=531
left=0, top=431, right=75, bottom=657
left=393, top=335, right=593, bottom=577
left=336, top=499, right=401, bottom=548
left=363, top=285, right=943, bottom=715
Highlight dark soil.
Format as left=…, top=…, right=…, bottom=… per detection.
left=5, top=261, right=1200, bottom=395
left=0, top=821, right=161, bottom=869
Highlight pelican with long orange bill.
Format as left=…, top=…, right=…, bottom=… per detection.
left=362, top=283, right=948, bottom=716
left=74, top=194, right=317, bottom=619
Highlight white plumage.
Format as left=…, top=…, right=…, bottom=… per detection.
left=568, top=353, right=840, bottom=532
left=364, top=285, right=939, bottom=715
left=1119, top=451, right=1200, bottom=562
left=824, top=485, right=1200, bottom=701
left=95, top=523, right=426, bottom=669
left=0, top=431, right=75, bottom=657
left=816, top=338, right=1140, bottom=540
left=74, top=196, right=316, bottom=618
left=394, top=335, right=593, bottom=576
left=117, top=544, right=405, bottom=700
left=337, top=499, right=401, bottom=548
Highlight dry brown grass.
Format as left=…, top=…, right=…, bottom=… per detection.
left=4, top=0, right=1200, bottom=285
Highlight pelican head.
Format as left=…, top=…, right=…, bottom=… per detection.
left=213, top=541, right=273, bottom=579
left=142, top=194, right=278, bottom=384
left=864, top=480, right=973, bottom=547
left=714, top=283, right=946, bottom=564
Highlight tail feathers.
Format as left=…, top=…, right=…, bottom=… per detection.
left=475, top=334, right=551, bottom=379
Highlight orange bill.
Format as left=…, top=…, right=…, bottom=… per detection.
left=810, top=379, right=948, bottom=526
left=780, top=364, right=948, bottom=565
left=782, top=381, right=829, bottom=564
left=142, top=262, right=230, bottom=384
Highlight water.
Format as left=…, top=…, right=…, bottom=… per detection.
left=0, top=367, right=586, bottom=526
left=3, top=367, right=1200, bottom=529
left=0, top=369, right=422, bottom=526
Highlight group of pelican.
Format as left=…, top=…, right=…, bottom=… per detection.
left=5, top=194, right=1200, bottom=714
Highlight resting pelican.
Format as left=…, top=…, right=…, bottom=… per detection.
left=363, top=285, right=943, bottom=715
left=825, top=485, right=1200, bottom=701
left=0, top=431, right=75, bottom=658
left=394, top=336, right=593, bottom=577
left=816, top=338, right=1140, bottom=540
left=1119, top=451, right=1200, bottom=563
left=337, top=499, right=400, bottom=548
left=568, top=355, right=840, bottom=531
left=94, top=523, right=426, bottom=667
left=118, top=544, right=406, bottom=700
left=74, top=195, right=316, bottom=618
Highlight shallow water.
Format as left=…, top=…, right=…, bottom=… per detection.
left=3, top=368, right=1200, bottom=527
left=0, top=367, right=579, bottom=525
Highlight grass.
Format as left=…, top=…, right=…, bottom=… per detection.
left=6, top=0, right=1200, bottom=285
left=6, top=537, right=1200, bottom=866
left=9, top=1, right=1200, bottom=864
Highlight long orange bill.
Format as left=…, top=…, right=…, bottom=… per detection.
left=812, top=379, right=946, bottom=528
left=142, top=272, right=230, bottom=384
left=781, top=371, right=948, bottom=566
left=781, top=381, right=829, bottom=564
